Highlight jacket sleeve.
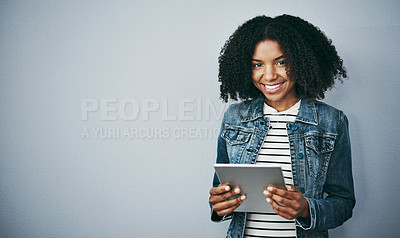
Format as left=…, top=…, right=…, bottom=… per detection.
left=210, top=107, right=233, bottom=222
left=297, top=113, right=356, bottom=230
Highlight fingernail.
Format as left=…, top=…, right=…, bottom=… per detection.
left=234, top=188, right=240, bottom=194
left=266, top=198, right=271, bottom=203
left=241, top=195, right=246, bottom=200
left=263, top=190, right=269, bottom=196
left=286, top=185, right=292, bottom=190
left=267, top=186, right=273, bottom=191
left=225, top=186, right=230, bottom=191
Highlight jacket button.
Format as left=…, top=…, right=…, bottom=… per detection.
left=297, top=153, right=304, bottom=159
left=291, top=125, right=298, bottom=131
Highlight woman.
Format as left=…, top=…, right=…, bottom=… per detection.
left=209, top=15, right=355, bottom=238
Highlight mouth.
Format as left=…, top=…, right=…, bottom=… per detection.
left=263, top=81, right=285, bottom=93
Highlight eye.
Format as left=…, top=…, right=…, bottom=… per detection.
left=275, top=60, right=286, bottom=66
left=253, top=63, right=263, bottom=68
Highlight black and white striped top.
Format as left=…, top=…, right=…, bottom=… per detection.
left=244, top=101, right=300, bottom=238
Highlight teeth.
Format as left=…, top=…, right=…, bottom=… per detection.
left=265, top=82, right=283, bottom=89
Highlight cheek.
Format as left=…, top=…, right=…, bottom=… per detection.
left=278, top=68, right=289, bottom=78
left=252, top=71, right=261, bottom=82
left=287, top=81, right=297, bottom=93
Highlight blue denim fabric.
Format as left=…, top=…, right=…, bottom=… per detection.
left=211, top=97, right=355, bottom=238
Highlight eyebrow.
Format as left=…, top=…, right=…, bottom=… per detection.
left=252, top=55, right=285, bottom=61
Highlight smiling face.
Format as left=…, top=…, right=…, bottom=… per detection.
left=252, top=40, right=298, bottom=112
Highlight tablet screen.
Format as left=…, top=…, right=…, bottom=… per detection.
left=214, top=164, right=286, bottom=212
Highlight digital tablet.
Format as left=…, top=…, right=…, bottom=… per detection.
left=214, top=164, right=286, bottom=213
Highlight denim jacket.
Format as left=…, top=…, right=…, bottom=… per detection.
left=211, top=97, right=355, bottom=238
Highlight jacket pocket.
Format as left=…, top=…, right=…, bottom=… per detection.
left=305, top=134, right=336, bottom=178
left=221, top=125, right=252, bottom=164
left=221, top=126, right=252, bottom=146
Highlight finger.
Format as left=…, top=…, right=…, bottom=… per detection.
left=216, top=201, right=242, bottom=217
left=214, top=194, right=246, bottom=215
left=266, top=185, right=301, bottom=201
left=286, top=185, right=300, bottom=192
left=266, top=197, right=296, bottom=220
left=269, top=192, right=293, bottom=207
left=209, top=186, right=243, bottom=205
left=209, top=183, right=231, bottom=196
left=213, top=194, right=246, bottom=211
left=265, top=186, right=290, bottom=199
left=266, top=193, right=307, bottom=219
left=266, top=189, right=303, bottom=210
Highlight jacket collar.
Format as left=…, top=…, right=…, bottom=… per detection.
left=239, top=96, right=318, bottom=125
left=296, top=99, right=318, bottom=125
left=238, top=97, right=265, bottom=123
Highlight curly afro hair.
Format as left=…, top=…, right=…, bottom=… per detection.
left=218, top=14, right=347, bottom=102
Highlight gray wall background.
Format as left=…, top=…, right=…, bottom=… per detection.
left=1, top=0, right=399, bottom=237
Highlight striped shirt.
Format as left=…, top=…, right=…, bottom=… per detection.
left=244, top=101, right=300, bottom=238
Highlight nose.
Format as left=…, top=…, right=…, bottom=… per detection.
left=263, top=65, right=277, bottom=81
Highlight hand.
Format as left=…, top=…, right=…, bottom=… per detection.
left=209, top=183, right=246, bottom=217
left=264, top=185, right=310, bottom=220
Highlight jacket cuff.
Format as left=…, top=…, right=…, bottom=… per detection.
left=296, top=197, right=314, bottom=230
left=211, top=209, right=233, bottom=222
